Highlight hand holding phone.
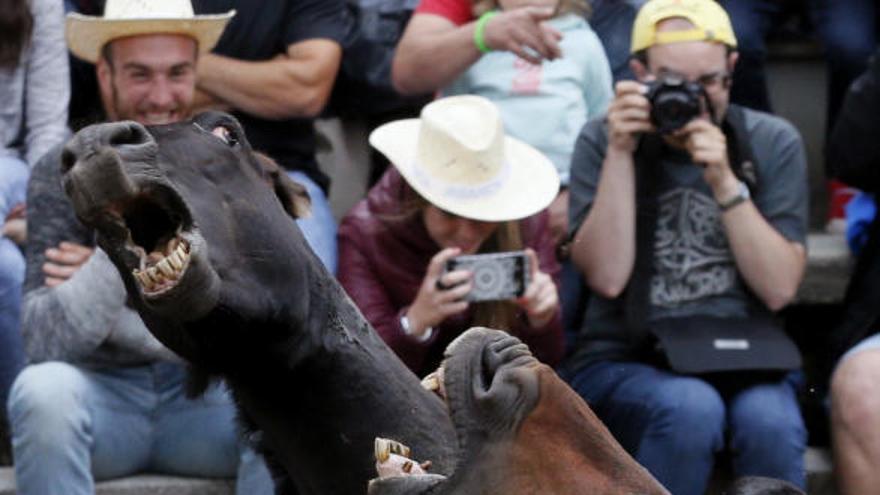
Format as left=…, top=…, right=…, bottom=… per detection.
left=406, top=248, right=473, bottom=338
left=515, top=248, right=559, bottom=329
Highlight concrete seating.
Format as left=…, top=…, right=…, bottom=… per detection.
left=0, top=468, right=234, bottom=495
left=798, top=232, right=852, bottom=305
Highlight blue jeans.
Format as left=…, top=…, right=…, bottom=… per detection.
left=591, top=0, right=649, bottom=82
left=566, top=360, right=807, bottom=495
left=288, top=171, right=338, bottom=274
left=7, top=361, right=274, bottom=495
left=0, top=156, right=28, bottom=418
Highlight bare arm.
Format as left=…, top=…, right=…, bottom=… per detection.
left=197, top=39, right=342, bottom=120
left=682, top=119, right=806, bottom=310
left=571, top=82, right=652, bottom=298
left=391, top=7, right=561, bottom=96
left=720, top=200, right=806, bottom=310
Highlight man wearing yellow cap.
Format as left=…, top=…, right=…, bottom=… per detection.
left=564, top=1, right=809, bottom=493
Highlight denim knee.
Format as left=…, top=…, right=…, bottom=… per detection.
left=649, top=377, right=726, bottom=448
left=8, top=363, right=90, bottom=448
left=728, top=383, right=806, bottom=456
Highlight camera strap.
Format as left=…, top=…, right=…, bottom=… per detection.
left=624, top=104, right=761, bottom=347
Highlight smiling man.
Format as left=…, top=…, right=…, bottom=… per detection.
left=5, top=1, right=275, bottom=494
left=563, top=1, right=809, bottom=494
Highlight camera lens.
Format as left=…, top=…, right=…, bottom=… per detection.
left=647, top=80, right=703, bottom=133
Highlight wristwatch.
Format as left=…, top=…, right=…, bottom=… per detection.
left=718, top=180, right=751, bottom=212
left=401, top=314, right=433, bottom=343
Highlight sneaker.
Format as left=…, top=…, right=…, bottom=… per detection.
left=826, top=179, right=858, bottom=234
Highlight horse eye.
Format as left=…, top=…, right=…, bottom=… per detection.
left=211, top=125, right=238, bottom=147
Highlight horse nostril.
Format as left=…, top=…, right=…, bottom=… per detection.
left=106, top=121, right=153, bottom=148
left=60, top=146, right=77, bottom=175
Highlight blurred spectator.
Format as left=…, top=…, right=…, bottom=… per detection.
left=7, top=1, right=273, bottom=492
left=191, top=0, right=346, bottom=274
left=337, top=95, right=565, bottom=376
left=392, top=0, right=649, bottom=94
left=563, top=1, right=809, bottom=493
left=827, top=46, right=880, bottom=495
left=441, top=0, right=613, bottom=246
left=718, top=0, right=876, bottom=233
left=0, top=0, right=69, bottom=459
left=589, top=0, right=647, bottom=81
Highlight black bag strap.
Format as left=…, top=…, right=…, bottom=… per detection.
left=624, top=104, right=761, bottom=346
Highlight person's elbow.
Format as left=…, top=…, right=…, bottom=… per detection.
left=264, top=83, right=331, bottom=120
left=587, top=275, right=628, bottom=300
left=391, top=54, right=425, bottom=96
left=762, top=281, right=800, bottom=312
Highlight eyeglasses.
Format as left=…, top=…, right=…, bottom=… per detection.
left=654, top=69, right=731, bottom=91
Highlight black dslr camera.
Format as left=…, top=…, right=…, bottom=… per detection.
left=646, top=76, right=707, bottom=134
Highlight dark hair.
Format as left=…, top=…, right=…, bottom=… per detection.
left=631, top=44, right=735, bottom=67
left=0, top=0, right=33, bottom=68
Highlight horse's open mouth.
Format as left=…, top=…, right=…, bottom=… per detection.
left=106, top=185, right=196, bottom=299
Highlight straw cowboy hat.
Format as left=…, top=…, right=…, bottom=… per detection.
left=66, top=0, right=235, bottom=63
left=369, top=95, right=560, bottom=222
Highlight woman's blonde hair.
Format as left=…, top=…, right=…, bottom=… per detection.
left=472, top=0, right=590, bottom=18
left=388, top=182, right=526, bottom=333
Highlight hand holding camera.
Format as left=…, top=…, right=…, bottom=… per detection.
left=606, top=80, right=655, bottom=154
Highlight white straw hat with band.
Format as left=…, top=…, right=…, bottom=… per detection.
left=369, top=95, right=560, bottom=222
left=66, top=0, right=235, bottom=63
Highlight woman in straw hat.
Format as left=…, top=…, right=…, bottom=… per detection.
left=0, top=0, right=69, bottom=458
left=338, top=95, right=564, bottom=376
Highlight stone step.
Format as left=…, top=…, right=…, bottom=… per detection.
left=0, top=467, right=234, bottom=495
left=798, top=232, right=852, bottom=305
left=0, top=449, right=836, bottom=494
left=707, top=447, right=837, bottom=495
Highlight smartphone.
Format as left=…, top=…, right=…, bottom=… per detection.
left=444, top=251, right=530, bottom=302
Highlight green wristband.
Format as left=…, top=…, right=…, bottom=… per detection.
left=474, top=11, right=498, bottom=54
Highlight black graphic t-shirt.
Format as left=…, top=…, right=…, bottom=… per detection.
left=564, top=107, right=808, bottom=369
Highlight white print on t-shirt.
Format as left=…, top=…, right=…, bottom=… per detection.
left=650, top=188, right=737, bottom=307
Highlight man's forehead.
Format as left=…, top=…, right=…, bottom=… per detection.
left=646, top=39, right=728, bottom=74
left=108, top=33, right=198, bottom=64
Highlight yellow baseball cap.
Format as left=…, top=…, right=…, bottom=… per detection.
left=631, top=0, right=737, bottom=53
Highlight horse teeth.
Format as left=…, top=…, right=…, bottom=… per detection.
left=157, top=259, right=174, bottom=277
left=147, top=267, right=161, bottom=283
left=375, top=438, right=390, bottom=463
left=402, top=461, right=413, bottom=474
left=133, top=270, right=151, bottom=289
left=421, top=373, right=440, bottom=392
left=386, top=439, right=410, bottom=458
left=177, top=244, right=188, bottom=259
left=168, top=252, right=183, bottom=270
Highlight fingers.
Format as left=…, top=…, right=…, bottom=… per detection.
left=426, top=247, right=460, bottom=280
left=485, top=7, right=561, bottom=63
left=42, top=262, right=78, bottom=281
left=525, top=248, right=539, bottom=278
left=679, top=120, right=726, bottom=166
left=436, top=269, right=470, bottom=291
left=524, top=5, right=556, bottom=21
left=46, top=242, right=94, bottom=265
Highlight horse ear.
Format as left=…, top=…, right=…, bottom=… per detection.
left=253, top=152, right=312, bottom=219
